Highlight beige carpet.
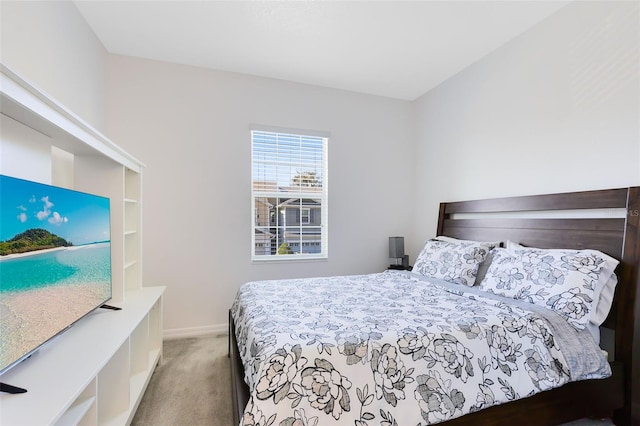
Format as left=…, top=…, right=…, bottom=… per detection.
left=131, top=334, right=232, bottom=426
left=132, top=334, right=614, bottom=426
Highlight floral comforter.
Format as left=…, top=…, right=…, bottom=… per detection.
left=231, top=271, right=610, bottom=426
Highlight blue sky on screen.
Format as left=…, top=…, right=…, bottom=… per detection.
left=0, top=175, right=110, bottom=245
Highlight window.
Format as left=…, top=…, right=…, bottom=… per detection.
left=251, top=129, right=328, bottom=260
left=301, top=208, right=310, bottom=224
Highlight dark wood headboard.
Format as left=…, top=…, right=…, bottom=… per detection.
left=436, top=186, right=640, bottom=424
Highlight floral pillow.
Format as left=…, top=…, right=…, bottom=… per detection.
left=435, top=236, right=501, bottom=285
left=504, top=241, right=619, bottom=326
left=479, top=247, right=619, bottom=329
left=412, top=239, right=492, bottom=286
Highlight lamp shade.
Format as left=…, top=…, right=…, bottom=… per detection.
left=389, top=237, right=405, bottom=258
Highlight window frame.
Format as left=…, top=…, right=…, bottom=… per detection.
left=250, top=127, right=329, bottom=262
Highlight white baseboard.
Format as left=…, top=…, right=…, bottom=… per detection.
left=163, top=323, right=228, bottom=340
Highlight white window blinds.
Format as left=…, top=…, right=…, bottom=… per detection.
left=251, top=130, right=328, bottom=260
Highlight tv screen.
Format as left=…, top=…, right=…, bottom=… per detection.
left=0, top=174, right=112, bottom=376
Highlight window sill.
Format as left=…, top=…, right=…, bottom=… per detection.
left=251, top=255, right=328, bottom=264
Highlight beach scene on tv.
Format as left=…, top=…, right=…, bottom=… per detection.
left=0, top=175, right=112, bottom=373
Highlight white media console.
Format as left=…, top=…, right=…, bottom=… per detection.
left=0, top=64, right=164, bottom=425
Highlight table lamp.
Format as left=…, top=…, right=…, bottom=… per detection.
left=389, top=237, right=409, bottom=269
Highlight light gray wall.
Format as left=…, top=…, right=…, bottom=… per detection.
left=410, top=1, right=640, bottom=258
left=0, top=1, right=109, bottom=133
left=106, top=56, right=415, bottom=334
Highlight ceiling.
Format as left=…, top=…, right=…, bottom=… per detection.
left=74, top=1, right=569, bottom=101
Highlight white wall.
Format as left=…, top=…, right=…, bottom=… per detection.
left=0, top=1, right=108, bottom=133
left=106, top=56, right=415, bottom=335
left=411, top=1, right=640, bottom=257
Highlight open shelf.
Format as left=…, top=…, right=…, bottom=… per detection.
left=125, top=201, right=139, bottom=234
left=53, top=379, right=96, bottom=426
left=97, top=342, right=131, bottom=424
left=124, top=169, right=140, bottom=201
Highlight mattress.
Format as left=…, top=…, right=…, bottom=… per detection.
left=231, top=270, right=610, bottom=425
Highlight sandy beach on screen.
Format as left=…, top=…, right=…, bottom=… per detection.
left=0, top=246, right=70, bottom=260
left=0, top=283, right=110, bottom=370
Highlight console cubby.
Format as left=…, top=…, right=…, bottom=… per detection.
left=0, top=63, right=164, bottom=425
left=98, top=342, right=131, bottom=424
left=54, top=378, right=96, bottom=426
left=131, top=317, right=150, bottom=376
left=148, top=299, right=163, bottom=356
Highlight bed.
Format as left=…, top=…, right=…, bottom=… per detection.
left=229, top=186, right=639, bottom=425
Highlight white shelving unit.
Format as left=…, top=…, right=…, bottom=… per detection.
left=0, top=63, right=164, bottom=425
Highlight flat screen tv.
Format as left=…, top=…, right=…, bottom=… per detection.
left=0, top=174, right=112, bottom=383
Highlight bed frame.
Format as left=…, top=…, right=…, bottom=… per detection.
left=229, top=186, right=639, bottom=425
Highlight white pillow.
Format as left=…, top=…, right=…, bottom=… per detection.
left=504, top=241, right=618, bottom=326
left=435, top=236, right=500, bottom=285
left=413, top=239, right=492, bottom=286
left=505, top=240, right=521, bottom=250
left=479, top=247, right=619, bottom=330
left=591, top=274, right=618, bottom=326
